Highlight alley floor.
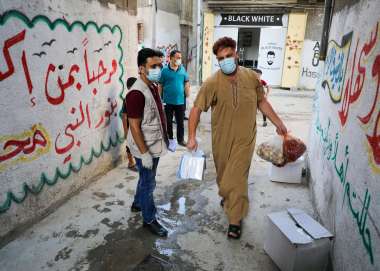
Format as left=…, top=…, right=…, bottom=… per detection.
left=0, top=89, right=316, bottom=271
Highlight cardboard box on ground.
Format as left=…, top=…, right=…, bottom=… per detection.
left=264, top=208, right=333, bottom=271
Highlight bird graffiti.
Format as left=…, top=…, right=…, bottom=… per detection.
left=67, top=47, right=78, bottom=54
left=41, top=39, right=56, bottom=47
left=32, top=51, right=47, bottom=57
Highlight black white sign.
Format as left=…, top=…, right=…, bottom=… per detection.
left=220, top=14, right=283, bottom=26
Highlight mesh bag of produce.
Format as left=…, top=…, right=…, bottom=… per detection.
left=283, top=134, right=307, bottom=163
left=256, top=135, right=286, bottom=167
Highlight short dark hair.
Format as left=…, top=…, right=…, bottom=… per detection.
left=212, top=37, right=236, bottom=55
left=170, top=50, right=181, bottom=58
left=137, top=48, right=159, bottom=67
left=267, top=51, right=275, bottom=56
left=126, top=77, right=137, bottom=90
left=252, top=68, right=262, bottom=74
left=155, top=50, right=164, bottom=58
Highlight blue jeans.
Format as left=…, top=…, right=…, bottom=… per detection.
left=133, top=157, right=160, bottom=223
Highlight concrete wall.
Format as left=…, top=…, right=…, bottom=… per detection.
left=281, top=12, right=308, bottom=88
left=304, top=7, right=324, bottom=41
left=201, top=12, right=215, bottom=82
left=0, top=0, right=138, bottom=241
left=155, top=9, right=181, bottom=64
left=308, top=0, right=380, bottom=270
left=137, top=6, right=154, bottom=49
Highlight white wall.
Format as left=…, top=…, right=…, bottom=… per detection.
left=137, top=6, right=154, bottom=49
left=155, top=9, right=181, bottom=64
left=0, top=0, right=138, bottom=239
left=308, top=0, right=380, bottom=270
left=298, top=40, right=321, bottom=89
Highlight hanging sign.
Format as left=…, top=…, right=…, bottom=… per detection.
left=220, top=14, right=283, bottom=26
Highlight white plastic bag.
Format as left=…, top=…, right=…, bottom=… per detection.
left=177, top=149, right=206, bottom=181
left=256, top=135, right=286, bottom=166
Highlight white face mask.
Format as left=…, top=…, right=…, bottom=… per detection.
left=175, top=59, right=182, bottom=66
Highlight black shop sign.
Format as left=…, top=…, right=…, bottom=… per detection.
left=220, top=14, right=283, bottom=26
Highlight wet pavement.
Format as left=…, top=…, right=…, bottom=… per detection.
left=0, top=89, right=316, bottom=271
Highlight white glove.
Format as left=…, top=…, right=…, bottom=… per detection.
left=141, top=151, right=153, bottom=169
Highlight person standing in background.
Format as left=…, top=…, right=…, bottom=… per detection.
left=253, top=69, right=271, bottom=127
left=121, top=77, right=138, bottom=171
left=159, top=50, right=190, bottom=148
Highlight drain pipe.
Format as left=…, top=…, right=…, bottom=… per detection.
left=320, top=0, right=334, bottom=60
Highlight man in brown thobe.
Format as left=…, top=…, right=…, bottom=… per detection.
left=187, top=37, right=287, bottom=239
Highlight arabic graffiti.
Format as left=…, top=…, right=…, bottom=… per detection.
left=322, top=32, right=353, bottom=103
left=156, top=43, right=178, bottom=65
left=314, top=114, right=374, bottom=264
left=322, top=22, right=380, bottom=172
left=0, top=10, right=125, bottom=213
left=0, top=124, right=51, bottom=172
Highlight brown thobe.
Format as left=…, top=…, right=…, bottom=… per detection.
left=194, top=67, right=264, bottom=223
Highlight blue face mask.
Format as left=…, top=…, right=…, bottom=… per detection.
left=147, top=67, right=161, bottom=82
left=219, top=57, right=237, bottom=75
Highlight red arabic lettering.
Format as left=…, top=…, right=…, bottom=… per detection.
left=84, top=49, right=107, bottom=85
left=55, top=102, right=86, bottom=155
left=0, top=30, right=26, bottom=80
left=95, top=116, right=104, bottom=129
left=0, top=30, right=34, bottom=94
left=358, top=53, right=380, bottom=125
left=94, top=100, right=117, bottom=128
left=55, top=130, right=75, bottom=155
left=104, top=59, right=117, bottom=84
left=85, top=103, right=91, bottom=128
left=0, top=129, right=47, bottom=162
left=363, top=54, right=380, bottom=165
left=338, top=23, right=378, bottom=126
left=45, top=64, right=80, bottom=105
left=21, top=51, right=33, bottom=94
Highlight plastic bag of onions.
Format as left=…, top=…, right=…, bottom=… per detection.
left=256, top=134, right=306, bottom=166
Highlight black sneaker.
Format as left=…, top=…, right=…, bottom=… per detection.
left=143, top=220, right=168, bottom=237
left=178, top=141, right=187, bottom=147
left=131, top=203, right=141, bottom=212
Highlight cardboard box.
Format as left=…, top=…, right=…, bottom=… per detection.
left=269, top=156, right=305, bottom=183
left=264, top=208, right=333, bottom=271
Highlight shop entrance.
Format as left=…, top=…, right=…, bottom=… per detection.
left=237, top=28, right=260, bottom=69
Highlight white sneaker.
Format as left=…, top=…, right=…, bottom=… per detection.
left=168, top=139, right=177, bottom=152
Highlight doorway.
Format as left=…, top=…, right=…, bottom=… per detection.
left=237, top=28, right=260, bottom=69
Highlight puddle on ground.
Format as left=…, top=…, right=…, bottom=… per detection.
left=159, top=202, right=171, bottom=211
left=76, top=179, right=221, bottom=271
left=177, top=197, right=186, bottom=215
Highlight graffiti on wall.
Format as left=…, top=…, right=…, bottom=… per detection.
left=156, top=43, right=178, bottom=65
left=0, top=11, right=124, bottom=213
left=314, top=114, right=374, bottom=264
left=322, top=22, right=380, bottom=172
left=322, top=32, right=353, bottom=103
left=315, top=21, right=380, bottom=264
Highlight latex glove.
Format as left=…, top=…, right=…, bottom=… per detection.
left=141, top=151, right=153, bottom=169
left=186, top=137, right=198, bottom=151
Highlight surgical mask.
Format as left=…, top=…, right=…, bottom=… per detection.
left=175, top=59, right=182, bottom=66
left=147, top=67, right=161, bottom=82
left=219, top=57, right=237, bottom=75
